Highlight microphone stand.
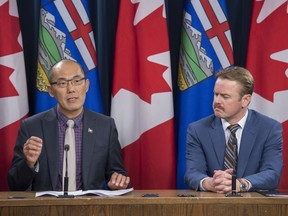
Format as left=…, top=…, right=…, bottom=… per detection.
left=58, top=144, right=74, bottom=198
left=226, top=140, right=242, bottom=197
left=225, top=174, right=242, bottom=197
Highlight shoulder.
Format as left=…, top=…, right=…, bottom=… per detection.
left=84, top=109, right=115, bottom=123
left=247, top=109, right=282, bottom=134
left=188, top=114, right=218, bottom=131
left=190, top=114, right=217, bottom=126
left=22, top=108, right=56, bottom=124
left=248, top=109, right=281, bottom=126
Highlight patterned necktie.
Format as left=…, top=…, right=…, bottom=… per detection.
left=224, top=124, right=240, bottom=172
left=63, top=120, right=76, bottom=191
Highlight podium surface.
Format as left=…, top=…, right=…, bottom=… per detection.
left=1, top=190, right=287, bottom=216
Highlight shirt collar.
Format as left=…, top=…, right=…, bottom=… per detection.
left=57, top=106, right=84, bottom=127
left=221, top=109, right=249, bottom=131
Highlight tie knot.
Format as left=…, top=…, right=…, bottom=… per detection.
left=228, top=124, right=240, bottom=134
left=67, top=120, right=75, bottom=128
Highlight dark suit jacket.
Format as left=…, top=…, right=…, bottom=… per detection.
left=8, top=107, right=127, bottom=191
left=185, top=109, right=283, bottom=191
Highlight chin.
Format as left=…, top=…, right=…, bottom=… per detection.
left=214, top=110, right=222, bottom=117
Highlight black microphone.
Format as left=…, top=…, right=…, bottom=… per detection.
left=58, top=144, right=74, bottom=198
left=226, top=138, right=242, bottom=197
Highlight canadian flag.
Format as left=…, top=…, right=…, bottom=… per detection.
left=111, top=1, right=176, bottom=189
left=246, top=0, right=288, bottom=189
left=0, top=0, right=29, bottom=190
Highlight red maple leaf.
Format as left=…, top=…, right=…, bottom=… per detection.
left=247, top=2, right=288, bottom=102
left=0, top=1, right=22, bottom=57
left=0, top=64, right=18, bottom=98
left=113, top=3, right=171, bottom=103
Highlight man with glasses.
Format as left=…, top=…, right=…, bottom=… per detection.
left=8, top=59, right=130, bottom=191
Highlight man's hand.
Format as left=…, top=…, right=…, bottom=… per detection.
left=202, top=177, right=216, bottom=192
left=213, top=169, right=233, bottom=193
left=203, top=169, right=234, bottom=193
left=23, top=136, right=43, bottom=168
left=107, top=172, right=130, bottom=190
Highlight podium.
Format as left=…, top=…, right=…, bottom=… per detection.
left=1, top=190, right=288, bottom=216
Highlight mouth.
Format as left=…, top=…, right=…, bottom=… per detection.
left=67, top=96, right=78, bottom=102
left=214, top=106, right=223, bottom=113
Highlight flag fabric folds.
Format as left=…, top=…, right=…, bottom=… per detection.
left=0, top=0, right=29, bottom=190
left=246, top=1, right=288, bottom=190
left=111, top=0, right=176, bottom=189
left=176, top=0, right=234, bottom=188
left=36, top=0, right=102, bottom=113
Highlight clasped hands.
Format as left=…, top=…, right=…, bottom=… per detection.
left=202, top=169, right=241, bottom=194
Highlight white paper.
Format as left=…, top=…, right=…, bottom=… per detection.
left=35, top=187, right=134, bottom=197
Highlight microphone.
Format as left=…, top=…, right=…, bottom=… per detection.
left=58, top=144, right=74, bottom=198
left=226, top=138, right=242, bottom=197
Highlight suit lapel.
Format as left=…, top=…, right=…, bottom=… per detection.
left=42, top=108, right=59, bottom=190
left=82, top=110, right=97, bottom=188
left=237, top=111, right=257, bottom=177
left=210, top=117, right=226, bottom=168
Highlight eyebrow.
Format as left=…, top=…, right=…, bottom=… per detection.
left=214, top=92, right=231, bottom=97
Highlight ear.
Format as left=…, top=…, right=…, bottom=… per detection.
left=85, top=79, right=90, bottom=93
left=242, top=94, right=251, bottom=107
left=47, top=85, right=55, bottom=98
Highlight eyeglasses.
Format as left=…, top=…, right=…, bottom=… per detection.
left=50, top=77, right=86, bottom=88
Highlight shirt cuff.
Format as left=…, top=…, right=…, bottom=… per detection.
left=200, top=177, right=209, bottom=191
left=243, top=178, right=252, bottom=190
left=32, top=161, right=39, bottom=172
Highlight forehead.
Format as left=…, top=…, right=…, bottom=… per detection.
left=214, top=78, right=240, bottom=93
left=52, top=62, right=83, bottom=79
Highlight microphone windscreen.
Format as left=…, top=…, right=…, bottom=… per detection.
left=64, top=144, right=70, bottom=151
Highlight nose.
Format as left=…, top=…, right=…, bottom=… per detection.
left=66, top=81, right=75, bottom=92
left=213, top=94, right=221, bottom=104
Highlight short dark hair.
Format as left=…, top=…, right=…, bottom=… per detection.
left=216, top=66, right=254, bottom=97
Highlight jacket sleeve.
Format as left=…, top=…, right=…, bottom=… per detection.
left=7, top=120, right=37, bottom=191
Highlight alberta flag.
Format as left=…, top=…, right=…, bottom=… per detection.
left=176, top=0, right=234, bottom=188
left=36, top=0, right=102, bottom=113
left=111, top=0, right=176, bottom=189
left=0, top=0, right=29, bottom=190
left=246, top=0, right=288, bottom=190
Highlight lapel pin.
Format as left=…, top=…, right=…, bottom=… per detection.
left=88, top=128, right=93, bottom=133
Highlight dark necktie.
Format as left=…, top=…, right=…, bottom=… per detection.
left=224, top=124, right=240, bottom=172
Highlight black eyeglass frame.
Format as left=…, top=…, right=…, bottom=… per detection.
left=50, top=77, right=86, bottom=88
